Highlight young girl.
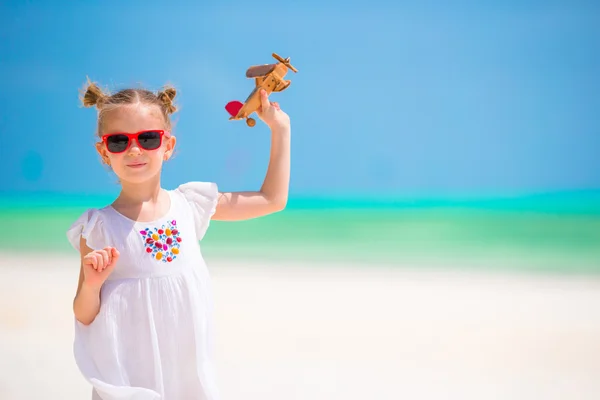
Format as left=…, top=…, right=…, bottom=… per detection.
left=66, top=79, right=291, bottom=400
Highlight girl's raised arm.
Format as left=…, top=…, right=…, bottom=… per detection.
left=212, top=90, right=291, bottom=221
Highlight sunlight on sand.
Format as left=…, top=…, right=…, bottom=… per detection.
left=1, top=255, right=599, bottom=399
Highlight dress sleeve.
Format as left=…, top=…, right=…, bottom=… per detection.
left=176, top=181, right=219, bottom=241
left=66, top=209, right=108, bottom=252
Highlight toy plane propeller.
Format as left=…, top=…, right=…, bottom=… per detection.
left=225, top=53, right=298, bottom=127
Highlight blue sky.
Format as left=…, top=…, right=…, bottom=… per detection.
left=1, top=0, right=599, bottom=199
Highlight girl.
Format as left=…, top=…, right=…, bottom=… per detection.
left=66, top=79, right=291, bottom=400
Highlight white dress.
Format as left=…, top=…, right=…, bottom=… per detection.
left=66, top=181, right=221, bottom=400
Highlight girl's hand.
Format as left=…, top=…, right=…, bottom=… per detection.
left=256, top=89, right=290, bottom=132
left=82, top=247, right=119, bottom=290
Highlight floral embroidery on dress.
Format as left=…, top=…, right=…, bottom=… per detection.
left=139, top=220, right=182, bottom=263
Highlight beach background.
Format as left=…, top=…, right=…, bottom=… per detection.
left=1, top=1, right=600, bottom=399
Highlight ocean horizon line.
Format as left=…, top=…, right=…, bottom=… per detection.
left=1, top=188, right=600, bottom=213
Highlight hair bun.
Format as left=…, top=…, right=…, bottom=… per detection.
left=157, top=86, right=177, bottom=114
left=81, top=78, right=108, bottom=109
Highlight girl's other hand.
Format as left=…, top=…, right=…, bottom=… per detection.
left=257, top=89, right=290, bottom=132
left=82, top=247, right=119, bottom=290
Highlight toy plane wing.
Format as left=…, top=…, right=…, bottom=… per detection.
left=246, top=64, right=277, bottom=78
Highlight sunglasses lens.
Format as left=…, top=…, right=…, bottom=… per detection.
left=106, top=134, right=130, bottom=153
left=138, top=131, right=162, bottom=150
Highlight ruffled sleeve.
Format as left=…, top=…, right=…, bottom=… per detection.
left=175, top=181, right=219, bottom=241
left=66, top=209, right=108, bottom=252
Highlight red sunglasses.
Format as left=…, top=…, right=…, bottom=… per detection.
left=101, top=130, right=170, bottom=154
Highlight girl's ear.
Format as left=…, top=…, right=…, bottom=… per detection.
left=95, top=141, right=111, bottom=165
left=164, top=136, right=177, bottom=161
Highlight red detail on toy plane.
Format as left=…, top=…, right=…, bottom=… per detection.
left=225, top=101, right=243, bottom=117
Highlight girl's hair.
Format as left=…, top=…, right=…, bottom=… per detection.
left=80, top=78, right=178, bottom=136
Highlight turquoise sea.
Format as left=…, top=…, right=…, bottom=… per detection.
left=3, top=190, right=600, bottom=274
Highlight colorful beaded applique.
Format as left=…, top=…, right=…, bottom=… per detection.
left=139, top=220, right=182, bottom=263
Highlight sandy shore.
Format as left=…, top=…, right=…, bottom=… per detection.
left=1, top=254, right=600, bottom=399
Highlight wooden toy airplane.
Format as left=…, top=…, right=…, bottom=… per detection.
left=225, top=53, right=298, bottom=127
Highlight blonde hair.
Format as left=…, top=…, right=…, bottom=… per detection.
left=80, top=78, right=178, bottom=136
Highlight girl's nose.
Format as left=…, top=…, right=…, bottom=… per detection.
left=128, top=140, right=142, bottom=155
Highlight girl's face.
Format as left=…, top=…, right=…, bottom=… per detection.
left=95, top=105, right=176, bottom=184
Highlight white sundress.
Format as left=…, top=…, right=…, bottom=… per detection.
left=66, top=181, right=221, bottom=400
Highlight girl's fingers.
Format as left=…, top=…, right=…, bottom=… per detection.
left=98, top=250, right=108, bottom=272
left=86, top=255, right=97, bottom=270
left=84, top=248, right=120, bottom=273
left=259, top=89, right=271, bottom=112
left=110, top=247, right=120, bottom=263
left=94, top=253, right=104, bottom=271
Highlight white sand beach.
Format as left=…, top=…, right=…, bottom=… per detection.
left=1, top=254, right=600, bottom=400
